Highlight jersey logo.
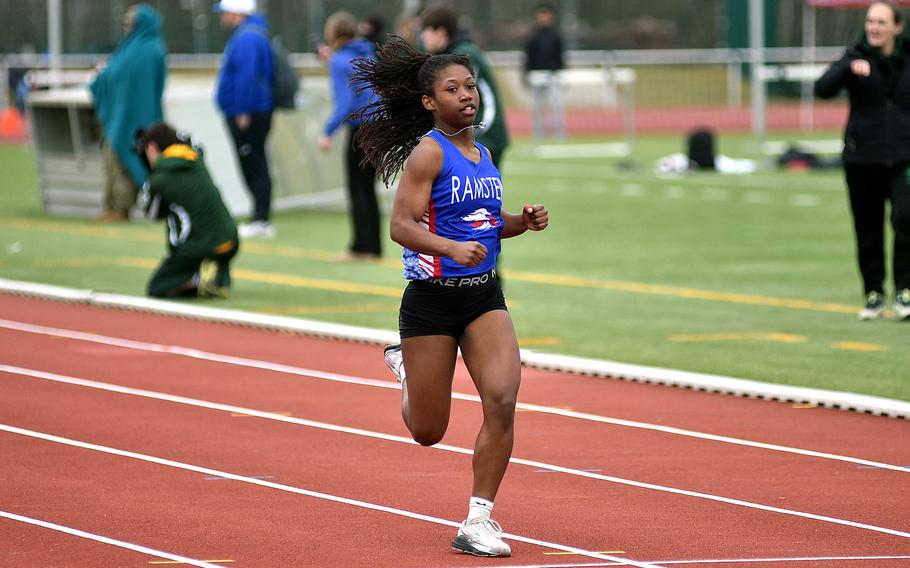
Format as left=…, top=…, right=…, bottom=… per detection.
left=462, top=208, right=499, bottom=232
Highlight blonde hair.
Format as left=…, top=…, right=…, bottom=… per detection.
left=324, top=11, right=357, bottom=49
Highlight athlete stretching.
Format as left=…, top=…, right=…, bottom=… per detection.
left=352, top=36, right=549, bottom=557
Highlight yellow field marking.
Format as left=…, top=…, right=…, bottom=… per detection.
left=117, top=257, right=403, bottom=298
left=791, top=402, right=819, bottom=409
left=258, top=302, right=399, bottom=315
left=243, top=241, right=401, bottom=269
left=832, top=341, right=888, bottom=352
left=1, top=218, right=160, bottom=243
left=1, top=218, right=861, bottom=315
left=30, top=258, right=114, bottom=268
left=668, top=332, right=809, bottom=344
left=119, top=258, right=163, bottom=269
left=231, top=267, right=401, bottom=297
left=517, top=336, right=562, bottom=347
left=543, top=550, right=626, bottom=556
left=507, top=269, right=857, bottom=315
left=148, top=561, right=234, bottom=565
left=240, top=241, right=343, bottom=263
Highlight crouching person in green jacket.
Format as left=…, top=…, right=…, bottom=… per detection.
left=134, top=122, right=239, bottom=298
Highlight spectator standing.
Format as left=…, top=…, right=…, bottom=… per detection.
left=359, top=13, right=386, bottom=46
left=420, top=5, right=510, bottom=168
left=135, top=122, right=239, bottom=298
left=815, top=0, right=910, bottom=321
left=318, top=11, right=382, bottom=260
left=523, top=2, right=565, bottom=143
left=89, top=3, right=167, bottom=222
left=215, top=0, right=276, bottom=239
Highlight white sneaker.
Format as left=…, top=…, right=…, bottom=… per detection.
left=238, top=220, right=275, bottom=239
left=894, top=289, right=910, bottom=321
left=196, top=259, right=225, bottom=298
left=383, top=344, right=406, bottom=382
left=452, top=517, right=511, bottom=557
left=858, top=291, right=885, bottom=320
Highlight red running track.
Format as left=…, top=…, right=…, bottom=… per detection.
left=1, top=294, right=909, bottom=567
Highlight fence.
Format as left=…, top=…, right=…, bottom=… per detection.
left=5, top=45, right=851, bottom=215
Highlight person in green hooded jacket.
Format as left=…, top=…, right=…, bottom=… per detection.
left=135, top=122, right=239, bottom=299
left=90, top=3, right=167, bottom=222
left=419, top=4, right=510, bottom=168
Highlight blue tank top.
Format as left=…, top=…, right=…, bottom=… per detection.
left=403, top=129, right=504, bottom=280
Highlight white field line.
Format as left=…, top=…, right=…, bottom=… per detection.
left=483, top=555, right=910, bottom=568
left=3, top=364, right=909, bottom=542
left=0, top=424, right=661, bottom=568
left=2, top=318, right=907, bottom=474
left=505, top=161, right=844, bottom=192
left=0, top=511, right=223, bottom=568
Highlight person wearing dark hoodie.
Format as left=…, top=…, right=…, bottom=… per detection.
left=523, top=2, right=565, bottom=143
left=215, top=0, right=276, bottom=240
left=318, top=11, right=382, bottom=260
left=815, top=0, right=910, bottom=321
left=420, top=4, right=510, bottom=169
left=90, top=3, right=167, bottom=222
left=136, top=122, right=239, bottom=299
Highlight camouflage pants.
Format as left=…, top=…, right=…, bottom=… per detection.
left=103, top=143, right=138, bottom=214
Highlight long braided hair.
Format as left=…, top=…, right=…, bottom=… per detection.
left=352, top=35, right=473, bottom=186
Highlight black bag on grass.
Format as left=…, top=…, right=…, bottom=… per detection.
left=687, top=128, right=716, bottom=170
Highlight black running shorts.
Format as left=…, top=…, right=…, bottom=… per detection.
left=398, top=268, right=507, bottom=339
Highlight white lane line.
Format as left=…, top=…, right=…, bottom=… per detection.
left=621, top=183, right=643, bottom=196
left=702, top=188, right=730, bottom=201
left=482, top=555, right=910, bottom=568
left=745, top=191, right=772, bottom=204
left=506, top=161, right=845, bottom=192
left=0, top=424, right=661, bottom=568
left=791, top=194, right=821, bottom=207
left=2, top=318, right=908, bottom=474
left=0, top=511, right=223, bottom=568
left=3, top=364, right=910, bottom=542
left=664, top=186, right=684, bottom=199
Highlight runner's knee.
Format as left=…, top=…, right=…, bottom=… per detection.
left=482, top=391, right=517, bottom=430
left=410, top=423, right=447, bottom=447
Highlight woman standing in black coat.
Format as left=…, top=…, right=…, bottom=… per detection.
left=815, top=0, right=910, bottom=321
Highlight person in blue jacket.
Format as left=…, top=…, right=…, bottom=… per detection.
left=318, top=11, right=382, bottom=260
left=214, top=0, right=276, bottom=239
left=90, top=3, right=167, bottom=221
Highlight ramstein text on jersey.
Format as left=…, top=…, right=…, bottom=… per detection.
left=449, top=175, right=503, bottom=204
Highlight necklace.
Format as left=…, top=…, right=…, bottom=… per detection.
left=432, top=123, right=484, bottom=137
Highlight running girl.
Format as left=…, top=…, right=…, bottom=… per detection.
left=352, top=36, right=549, bottom=557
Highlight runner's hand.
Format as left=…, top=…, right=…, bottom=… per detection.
left=451, top=241, right=487, bottom=267
left=523, top=204, right=549, bottom=231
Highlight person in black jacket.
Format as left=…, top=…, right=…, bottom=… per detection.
left=815, top=0, right=910, bottom=321
left=523, top=2, right=565, bottom=143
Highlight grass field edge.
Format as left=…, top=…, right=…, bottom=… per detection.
left=1, top=277, right=907, bottom=421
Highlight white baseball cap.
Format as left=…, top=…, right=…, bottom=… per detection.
left=214, top=0, right=256, bottom=15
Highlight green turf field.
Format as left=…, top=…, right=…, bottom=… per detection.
left=1, top=134, right=907, bottom=401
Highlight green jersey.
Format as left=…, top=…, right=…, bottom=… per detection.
left=143, top=144, right=238, bottom=257
left=447, top=36, right=510, bottom=155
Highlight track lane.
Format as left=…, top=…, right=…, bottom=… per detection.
left=2, top=369, right=909, bottom=565
left=1, top=294, right=908, bottom=465
left=0, top=511, right=224, bottom=568
left=2, top=322, right=909, bottom=530
left=3, top=295, right=910, bottom=566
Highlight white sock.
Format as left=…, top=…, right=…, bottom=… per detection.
left=467, top=496, right=494, bottom=522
